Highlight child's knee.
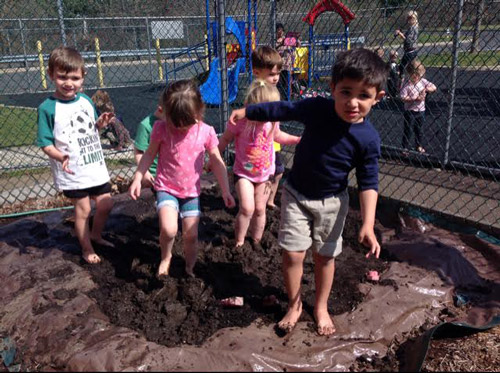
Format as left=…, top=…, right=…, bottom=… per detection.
left=182, top=230, right=198, bottom=245
left=239, top=204, right=255, bottom=218
left=160, top=225, right=177, bottom=240
left=96, top=195, right=113, bottom=212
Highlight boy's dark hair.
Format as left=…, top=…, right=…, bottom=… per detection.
left=276, top=22, right=284, bottom=31
left=331, top=48, right=389, bottom=92
left=48, top=46, right=86, bottom=75
left=251, top=46, right=283, bottom=71
left=161, top=79, right=204, bottom=128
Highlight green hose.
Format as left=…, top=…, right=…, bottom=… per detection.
left=0, top=205, right=74, bottom=219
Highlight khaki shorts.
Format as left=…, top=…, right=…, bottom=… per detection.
left=278, top=181, right=349, bottom=258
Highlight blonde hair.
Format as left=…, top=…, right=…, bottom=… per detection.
left=161, top=79, right=204, bottom=128
left=244, top=79, right=281, bottom=105
left=406, top=59, right=425, bottom=77
left=407, top=10, right=418, bottom=26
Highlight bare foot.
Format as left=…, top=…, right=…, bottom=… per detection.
left=314, top=309, right=336, bottom=336
left=277, top=301, right=302, bottom=333
left=235, top=241, right=244, bottom=248
left=82, top=249, right=101, bottom=264
left=267, top=203, right=277, bottom=210
left=185, top=265, right=195, bottom=278
left=90, top=237, right=115, bottom=248
left=157, top=258, right=171, bottom=277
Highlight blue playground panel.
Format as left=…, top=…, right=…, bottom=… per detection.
left=199, top=57, right=245, bottom=105
left=200, top=16, right=247, bottom=105
left=312, top=33, right=348, bottom=78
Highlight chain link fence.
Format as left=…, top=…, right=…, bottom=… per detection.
left=0, top=0, right=499, bottom=235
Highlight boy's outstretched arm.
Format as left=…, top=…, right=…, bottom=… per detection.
left=42, top=145, right=74, bottom=174
left=229, top=108, right=247, bottom=125
left=358, top=189, right=381, bottom=258
left=129, top=140, right=159, bottom=200
left=207, top=147, right=236, bottom=208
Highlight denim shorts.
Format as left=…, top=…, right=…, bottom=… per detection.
left=156, top=191, right=201, bottom=218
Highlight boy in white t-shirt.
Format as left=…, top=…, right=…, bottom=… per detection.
left=37, top=46, right=115, bottom=264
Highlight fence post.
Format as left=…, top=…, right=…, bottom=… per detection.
left=444, top=0, right=464, bottom=166
left=56, top=0, right=67, bottom=46
left=270, top=0, right=276, bottom=46
left=94, top=37, right=104, bottom=87
left=37, top=41, right=47, bottom=90
left=145, top=17, right=154, bottom=83
left=217, top=0, right=229, bottom=134
left=155, top=38, right=164, bottom=81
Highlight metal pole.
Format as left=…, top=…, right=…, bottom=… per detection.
left=206, top=0, right=212, bottom=65
left=248, top=0, right=252, bottom=79
left=270, top=0, right=276, bottom=46
left=18, top=19, right=28, bottom=71
left=56, top=0, right=67, bottom=46
left=145, top=17, right=154, bottom=83
left=444, top=0, right=464, bottom=165
left=217, top=0, right=229, bottom=134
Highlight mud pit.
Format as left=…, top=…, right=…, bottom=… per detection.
left=69, top=187, right=389, bottom=347
left=1, top=181, right=498, bottom=371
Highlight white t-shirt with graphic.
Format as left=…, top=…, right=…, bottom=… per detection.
left=37, top=93, right=110, bottom=191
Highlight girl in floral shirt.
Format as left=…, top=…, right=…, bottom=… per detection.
left=218, top=80, right=300, bottom=247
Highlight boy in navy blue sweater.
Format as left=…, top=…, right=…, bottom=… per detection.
left=229, top=48, right=388, bottom=336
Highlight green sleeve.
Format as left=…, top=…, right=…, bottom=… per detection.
left=134, top=114, right=155, bottom=152
left=36, top=99, right=56, bottom=148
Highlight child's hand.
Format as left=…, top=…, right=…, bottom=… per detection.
left=129, top=178, right=142, bottom=200
left=229, top=108, right=246, bottom=125
left=143, top=171, right=155, bottom=188
left=222, top=192, right=236, bottom=208
left=358, top=225, right=381, bottom=259
left=97, top=112, right=115, bottom=129
left=61, top=155, right=74, bottom=174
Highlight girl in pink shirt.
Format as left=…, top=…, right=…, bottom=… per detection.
left=129, top=80, right=235, bottom=277
left=218, top=80, right=300, bottom=247
left=400, top=59, right=437, bottom=154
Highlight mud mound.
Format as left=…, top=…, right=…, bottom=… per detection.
left=74, top=187, right=388, bottom=347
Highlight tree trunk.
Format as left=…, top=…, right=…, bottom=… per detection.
left=470, top=0, right=485, bottom=53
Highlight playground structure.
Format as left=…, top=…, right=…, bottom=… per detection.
left=281, top=0, right=356, bottom=100
left=199, top=0, right=257, bottom=105
left=303, top=0, right=355, bottom=87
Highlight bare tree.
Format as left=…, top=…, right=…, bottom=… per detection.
left=470, top=0, right=485, bottom=53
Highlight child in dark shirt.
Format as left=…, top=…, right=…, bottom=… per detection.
left=229, top=48, right=388, bottom=336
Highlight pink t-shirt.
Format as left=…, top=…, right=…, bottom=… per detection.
left=400, top=78, right=433, bottom=112
left=151, top=120, right=218, bottom=198
left=229, top=119, right=278, bottom=183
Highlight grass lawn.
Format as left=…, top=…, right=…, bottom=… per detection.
left=0, top=105, right=37, bottom=147
left=420, top=50, right=500, bottom=68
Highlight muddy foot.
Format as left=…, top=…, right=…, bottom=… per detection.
left=314, top=309, right=336, bottom=336
left=277, top=301, right=302, bottom=334
left=82, top=249, right=101, bottom=264
left=157, top=259, right=171, bottom=277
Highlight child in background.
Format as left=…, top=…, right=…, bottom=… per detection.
left=387, top=50, right=400, bottom=99
left=251, top=45, right=287, bottom=209
left=218, top=80, right=300, bottom=248
left=229, top=48, right=387, bottom=336
left=400, top=59, right=437, bottom=154
left=37, top=46, right=115, bottom=264
left=91, top=90, right=132, bottom=151
left=129, top=80, right=235, bottom=277
left=134, top=95, right=164, bottom=188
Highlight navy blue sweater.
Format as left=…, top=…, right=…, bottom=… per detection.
left=246, top=97, right=380, bottom=199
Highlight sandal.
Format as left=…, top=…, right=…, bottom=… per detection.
left=417, top=147, right=426, bottom=154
